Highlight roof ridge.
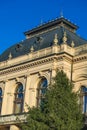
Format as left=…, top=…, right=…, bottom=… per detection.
left=24, top=17, right=78, bottom=37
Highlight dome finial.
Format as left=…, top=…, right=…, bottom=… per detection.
left=71, top=41, right=75, bottom=47
left=8, top=52, right=12, bottom=59
left=40, top=19, right=43, bottom=25
left=30, top=45, right=34, bottom=52
left=60, top=9, right=63, bottom=18
left=53, top=33, right=58, bottom=45
left=63, top=31, right=67, bottom=43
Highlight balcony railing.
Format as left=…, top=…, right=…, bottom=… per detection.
left=0, top=113, right=27, bottom=125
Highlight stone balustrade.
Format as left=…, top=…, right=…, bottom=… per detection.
left=0, top=43, right=87, bottom=69
left=0, top=44, right=74, bottom=68
left=0, top=113, right=26, bottom=125
left=75, top=44, right=87, bottom=55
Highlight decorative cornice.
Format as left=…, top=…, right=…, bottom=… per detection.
left=1, top=52, right=84, bottom=78
left=25, top=26, right=60, bottom=39
left=0, top=54, right=71, bottom=77
left=73, top=55, right=87, bottom=63
left=24, top=17, right=78, bottom=36
left=56, top=54, right=72, bottom=63
left=0, top=57, right=54, bottom=76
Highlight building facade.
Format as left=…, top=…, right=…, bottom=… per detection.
left=0, top=17, right=87, bottom=130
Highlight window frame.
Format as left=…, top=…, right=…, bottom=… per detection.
left=14, top=83, right=24, bottom=114
left=0, top=88, right=2, bottom=114
left=80, top=86, right=87, bottom=114
left=37, top=78, right=48, bottom=107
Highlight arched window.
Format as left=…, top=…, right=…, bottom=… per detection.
left=0, top=88, right=2, bottom=114
left=37, top=78, right=48, bottom=107
left=14, top=83, right=24, bottom=114
left=81, top=86, right=87, bottom=113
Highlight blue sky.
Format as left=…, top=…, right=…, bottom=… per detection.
left=0, top=0, right=87, bottom=54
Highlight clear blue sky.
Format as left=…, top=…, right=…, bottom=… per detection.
left=0, top=0, right=87, bottom=54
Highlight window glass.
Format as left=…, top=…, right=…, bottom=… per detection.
left=37, top=78, right=48, bottom=107
left=14, top=83, right=23, bottom=114
left=81, top=86, right=87, bottom=113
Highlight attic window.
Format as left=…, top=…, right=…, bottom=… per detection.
left=36, top=36, right=43, bottom=43
left=15, top=44, right=23, bottom=52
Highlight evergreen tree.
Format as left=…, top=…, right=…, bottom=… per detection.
left=21, top=70, right=83, bottom=130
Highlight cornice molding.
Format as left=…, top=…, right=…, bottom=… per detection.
left=0, top=56, right=54, bottom=76
left=0, top=53, right=74, bottom=77
left=73, top=55, right=87, bottom=63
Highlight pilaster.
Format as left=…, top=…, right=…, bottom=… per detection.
left=23, top=74, right=31, bottom=112
left=1, top=80, right=10, bottom=115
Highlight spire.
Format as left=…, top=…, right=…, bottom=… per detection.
left=60, top=10, right=63, bottom=18
left=40, top=19, right=43, bottom=25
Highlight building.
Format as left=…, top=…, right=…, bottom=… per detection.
left=0, top=16, right=87, bottom=130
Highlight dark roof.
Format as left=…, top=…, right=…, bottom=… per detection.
left=0, top=17, right=87, bottom=62
left=24, top=17, right=78, bottom=36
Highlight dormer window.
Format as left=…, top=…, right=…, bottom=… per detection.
left=36, top=36, right=43, bottom=43
left=15, top=44, right=23, bottom=52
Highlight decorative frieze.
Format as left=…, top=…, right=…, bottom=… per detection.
left=73, top=55, right=87, bottom=63
left=0, top=57, right=54, bottom=76
left=0, top=53, right=73, bottom=78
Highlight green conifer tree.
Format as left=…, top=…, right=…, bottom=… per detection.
left=21, top=70, right=83, bottom=130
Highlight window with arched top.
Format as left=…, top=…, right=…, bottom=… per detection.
left=0, top=88, right=2, bottom=114
left=37, top=78, right=48, bottom=107
left=14, top=83, right=24, bottom=114
left=80, top=86, right=87, bottom=113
